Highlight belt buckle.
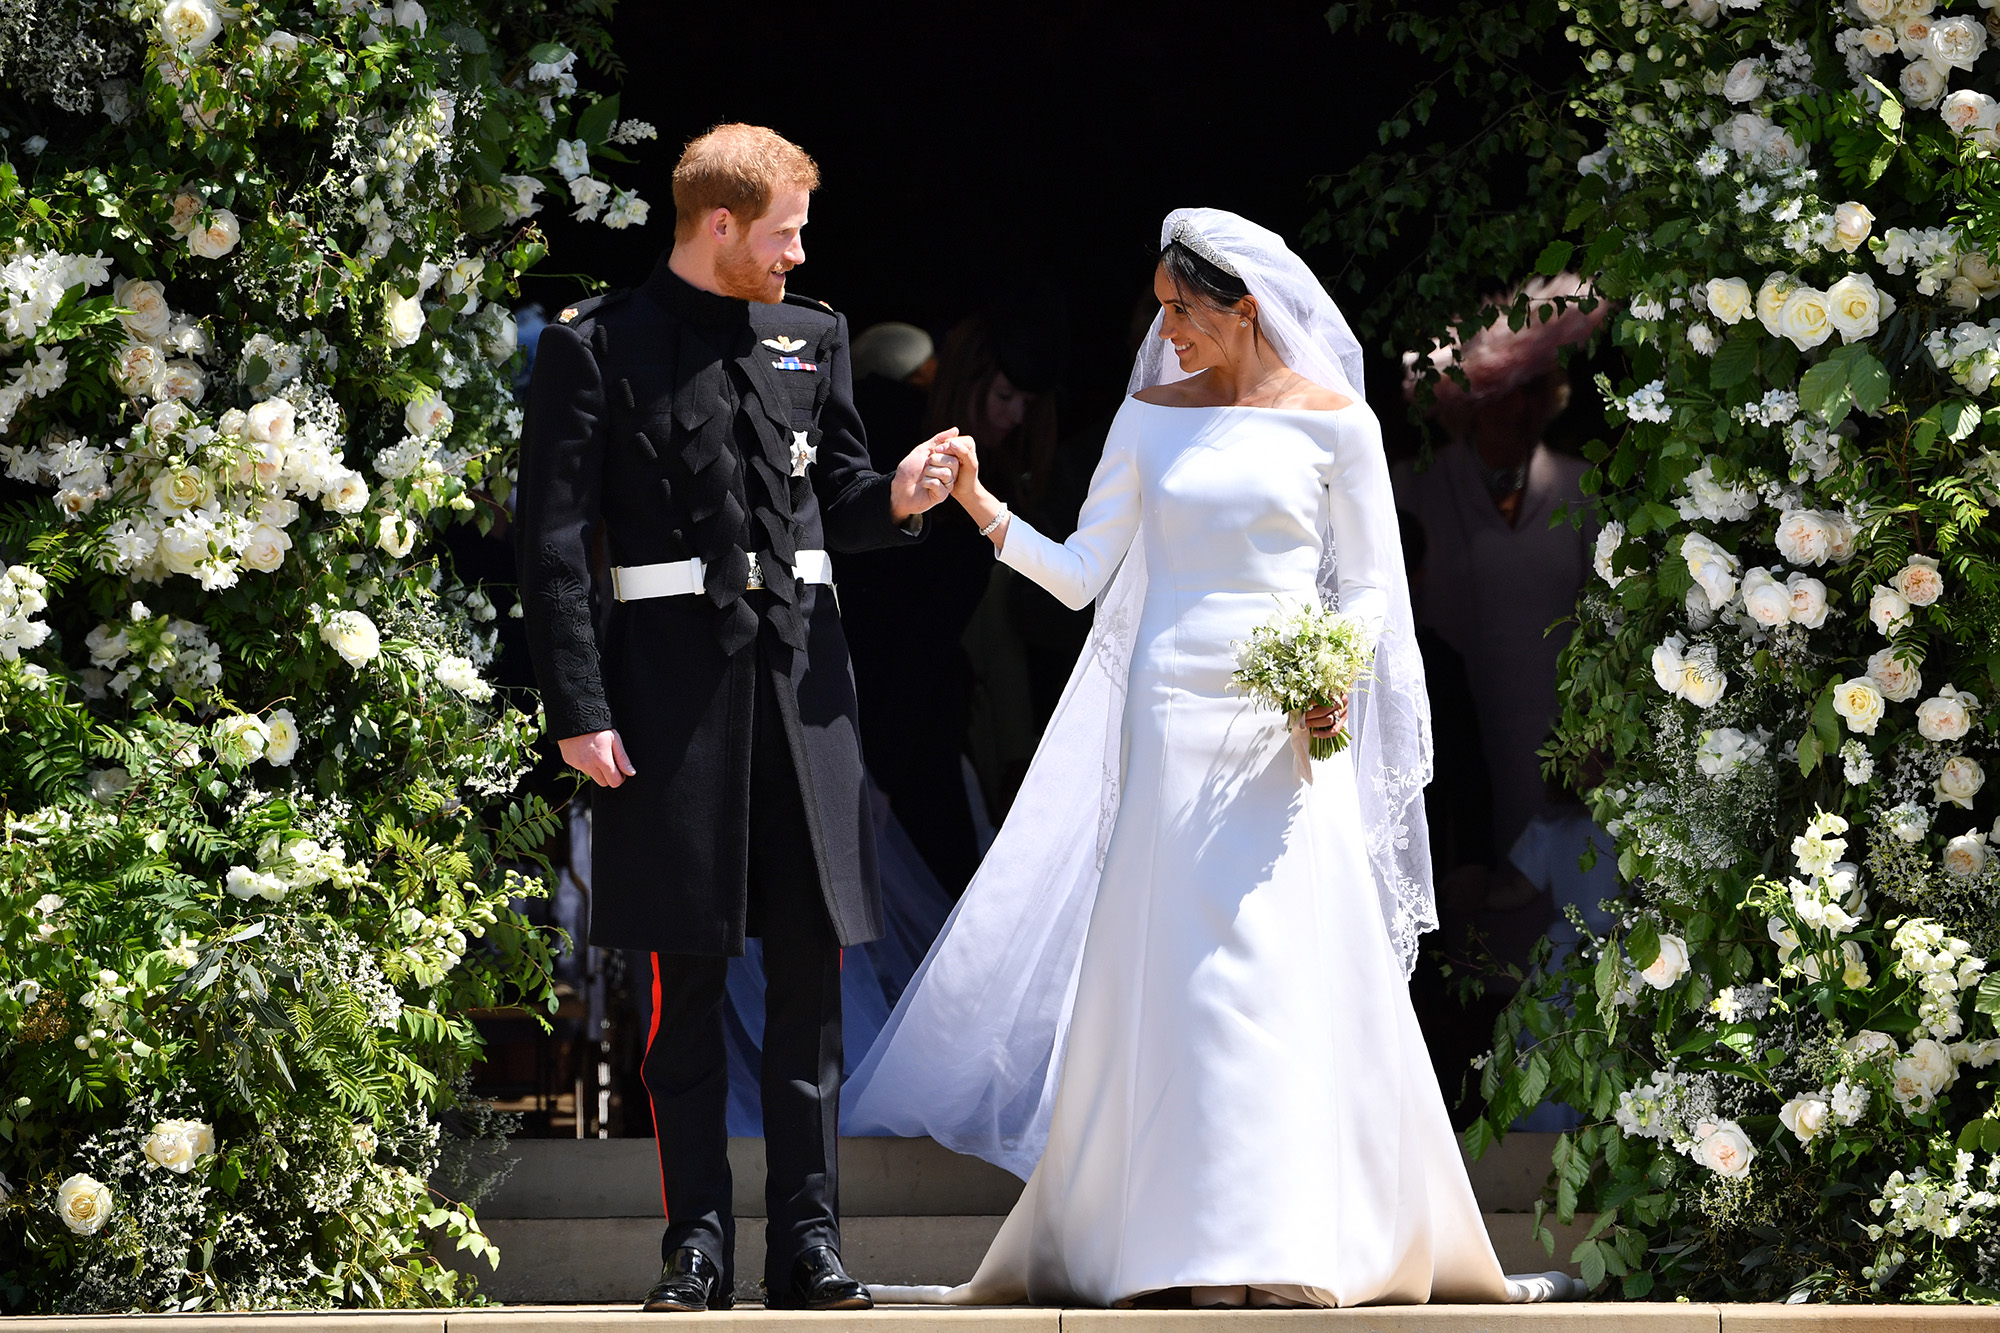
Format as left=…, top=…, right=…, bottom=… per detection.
left=745, top=551, right=765, bottom=591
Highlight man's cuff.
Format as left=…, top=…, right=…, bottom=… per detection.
left=898, top=513, right=925, bottom=536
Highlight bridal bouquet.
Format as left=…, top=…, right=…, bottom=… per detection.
left=1230, top=605, right=1374, bottom=759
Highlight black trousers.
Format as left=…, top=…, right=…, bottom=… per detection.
left=641, top=654, right=843, bottom=1288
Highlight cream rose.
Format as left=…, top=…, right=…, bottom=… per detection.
left=159, top=0, right=223, bottom=54
left=187, top=207, right=240, bottom=260
left=1865, top=646, right=1923, bottom=702
left=1786, top=572, right=1829, bottom=628
left=213, top=713, right=268, bottom=767
left=1893, top=554, right=1944, bottom=607
left=1652, top=635, right=1686, bottom=695
left=1680, top=652, right=1727, bottom=708
left=114, top=277, right=172, bottom=341
left=377, top=514, right=418, bottom=559
left=1777, top=286, right=1834, bottom=350
left=148, top=465, right=211, bottom=515
left=325, top=469, right=370, bottom=515
left=1900, top=58, right=1948, bottom=110
left=1832, top=677, right=1887, bottom=735
left=320, top=610, right=381, bottom=667
left=1852, top=0, right=1896, bottom=22
left=245, top=398, right=295, bottom=447
left=155, top=359, right=207, bottom=403
left=142, top=1119, right=213, bottom=1173
left=1756, top=272, right=1797, bottom=336
left=1850, top=1029, right=1898, bottom=1061
left=239, top=523, right=291, bottom=573
left=1828, top=273, right=1893, bottom=343
left=1740, top=566, right=1792, bottom=627
left=1829, top=201, right=1875, bottom=254
left=1928, top=15, right=1988, bottom=71
left=1869, top=584, right=1913, bottom=636
left=168, top=192, right=202, bottom=236
left=224, top=865, right=287, bottom=902
left=1695, top=1120, right=1756, bottom=1178
left=56, top=1173, right=113, bottom=1235
left=264, top=708, right=300, bottom=765
left=1824, top=511, right=1859, bottom=565
left=1682, top=531, right=1741, bottom=609
left=1640, top=933, right=1691, bottom=989
left=1892, top=1038, right=1958, bottom=1111
left=386, top=293, right=426, bottom=348
left=1937, top=756, right=1985, bottom=808
left=1705, top=277, right=1754, bottom=324
left=1774, top=509, right=1834, bottom=566
left=1779, top=1094, right=1831, bottom=1144
left=115, top=340, right=165, bottom=398
left=1942, top=91, right=2000, bottom=138
left=1949, top=276, right=1984, bottom=311
left=404, top=393, right=453, bottom=438
left=1964, top=252, right=2000, bottom=296
left=1723, top=58, right=1766, bottom=104
left=1944, top=832, right=1989, bottom=878
left=1917, top=690, right=1973, bottom=742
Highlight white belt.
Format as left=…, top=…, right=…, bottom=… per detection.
left=610, top=550, right=833, bottom=602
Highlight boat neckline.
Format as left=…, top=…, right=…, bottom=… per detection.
left=1127, top=396, right=1364, bottom=414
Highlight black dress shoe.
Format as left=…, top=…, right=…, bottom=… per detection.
left=642, top=1247, right=732, bottom=1313
left=765, top=1244, right=872, bottom=1311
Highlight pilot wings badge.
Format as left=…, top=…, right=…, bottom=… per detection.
left=761, top=336, right=808, bottom=354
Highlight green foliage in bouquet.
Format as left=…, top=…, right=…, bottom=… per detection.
left=1327, top=0, right=2000, bottom=1305
left=0, top=0, right=651, bottom=1311
left=1230, top=604, right=1374, bottom=758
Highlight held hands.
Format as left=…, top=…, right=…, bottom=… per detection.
left=559, top=729, right=637, bottom=788
left=939, top=436, right=1009, bottom=546
left=1300, top=697, right=1349, bottom=740
left=889, top=428, right=964, bottom=522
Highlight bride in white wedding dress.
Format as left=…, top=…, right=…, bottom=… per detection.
left=841, top=209, right=1577, bottom=1308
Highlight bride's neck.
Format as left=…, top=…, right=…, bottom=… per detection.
left=1210, top=342, right=1296, bottom=406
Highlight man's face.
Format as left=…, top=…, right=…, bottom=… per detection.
left=714, top=188, right=809, bottom=303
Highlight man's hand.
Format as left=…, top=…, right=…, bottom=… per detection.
left=1301, top=697, right=1349, bottom=739
left=889, top=428, right=963, bottom=522
left=559, top=729, right=637, bottom=788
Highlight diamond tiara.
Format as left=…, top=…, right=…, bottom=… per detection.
left=1167, top=220, right=1241, bottom=279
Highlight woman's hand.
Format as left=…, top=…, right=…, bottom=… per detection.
left=943, top=435, right=1011, bottom=548
left=943, top=435, right=981, bottom=505
left=1301, top=697, right=1349, bottom=739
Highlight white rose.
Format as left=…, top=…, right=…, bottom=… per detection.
left=1942, top=90, right=2000, bottom=138
left=1868, top=584, right=1913, bottom=636
left=142, top=1120, right=203, bottom=1173
left=1893, top=554, right=1944, bottom=607
left=1944, top=832, right=1989, bottom=878
left=1900, top=59, right=1948, bottom=111
left=1774, top=509, right=1833, bottom=567
left=1857, top=25, right=1898, bottom=57
left=377, top=513, right=418, bottom=559
left=56, top=1173, right=113, bottom=1235
left=325, top=469, right=370, bottom=515
left=1853, top=0, right=1896, bottom=19
left=1866, top=646, right=1923, bottom=702
left=89, top=767, right=131, bottom=803
left=434, top=653, right=494, bottom=700
left=392, top=0, right=427, bottom=33
left=386, top=293, right=426, bottom=348
left=155, top=359, right=207, bottom=404
left=187, top=208, right=240, bottom=260
left=245, top=398, right=295, bottom=446
left=1829, top=202, right=1875, bottom=254
left=404, top=393, right=453, bottom=439
left=1892, top=1038, right=1959, bottom=1111
left=1917, top=691, right=1973, bottom=742
left=159, top=0, right=223, bottom=54
left=263, top=708, right=300, bottom=765
left=1850, top=1029, right=1898, bottom=1061
left=1824, top=511, right=1858, bottom=564
left=1832, top=677, right=1887, bottom=735
left=1785, top=572, right=1829, bottom=628
left=114, top=278, right=172, bottom=341
left=1929, top=15, right=1987, bottom=71
left=320, top=610, right=381, bottom=668
left=1827, top=273, right=1893, bottom=343
left=1948, top=276, right=1984, bottom=311
left=1594, top=521, right=1627, bottom=588
left=483, top=311, right=518, bottom=363
left=1963, top=252, right=2000, bottom=296
left=1705, top=277, right=1754, bottom=324
left=1936, top=756, right=1985, bottom=808
left=224, top=865, right=287, bottom=902
left=239, top=523, right=290, bottom=573
left=1686, top=0, right=1720, bottom=24
left=1682, top=531, right=1741, bottom=609
left=115, top=341, right=166, bottom=398
left=1778, top=286, right=1834, bottom=351
left=1652, top=635, right=1686, bottom=695
left=262, top=29, right=300, bottom=57
left=1887, top=802, right=1932, bottom=844
left=148, top=465, right=211, bottom=515
left=1740, top=566, right=1792, bottom=627
left=1640, top=933, right=1691, bottom=989
left=1756, top=272, right=1797, bottom=336
left=212, top=713, right=268, bottom=767
left=1723, top=58, right=1766, bottom=103
left=1779, top=1094, right=1831, bottom=1144
left=1695, top=1120, right=1756, bottom=1178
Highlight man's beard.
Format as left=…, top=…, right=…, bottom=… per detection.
left=715, top=238, right=785, bottom=303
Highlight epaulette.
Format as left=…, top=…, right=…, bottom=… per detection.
left=555, top=287, right=633, bottom=327
left=781, top=291, right=837, bottom=316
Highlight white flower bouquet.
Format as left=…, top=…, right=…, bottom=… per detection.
left=1230, top=604, right=1374, bottom=760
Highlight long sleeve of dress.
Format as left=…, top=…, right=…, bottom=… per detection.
left=996, top=410, right=1141, bottom=611
left=1321, top=410, right=1398, bottom=642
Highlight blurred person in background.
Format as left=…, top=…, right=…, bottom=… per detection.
left=1391, top=274, right=1608, bottom=859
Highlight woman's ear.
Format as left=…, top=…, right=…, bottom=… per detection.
left=1234, top=296, right=1259, bottom=328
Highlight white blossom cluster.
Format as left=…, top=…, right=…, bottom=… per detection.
left=0, top=563, right=51, bottom=660
left=1867, top=1153, right=2000, bottom=1248
left=1892, top=917, right=1986, bottom=1043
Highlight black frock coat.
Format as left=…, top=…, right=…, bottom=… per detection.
left=515, top=259, right=923, bottom=955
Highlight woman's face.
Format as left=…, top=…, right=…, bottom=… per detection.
left=981, top=370, right=1029, bottom=438
left=1152, top=264, right=1242, bottom=375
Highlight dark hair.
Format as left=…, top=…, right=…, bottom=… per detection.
left=1159, top=239, right=1250, bottom=312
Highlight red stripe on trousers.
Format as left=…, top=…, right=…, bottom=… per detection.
left=646, top=952, right=668, bottom=1222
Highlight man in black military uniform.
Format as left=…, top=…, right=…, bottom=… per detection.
left=515, top=124, right=962, bottom=1313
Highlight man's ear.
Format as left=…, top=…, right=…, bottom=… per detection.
left=707, top=207, right=734, bottom=244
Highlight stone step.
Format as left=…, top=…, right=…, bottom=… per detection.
left=478, top=1134, right=1562, bottom=1220
left=450, top=1213, right=1597, bottom=1306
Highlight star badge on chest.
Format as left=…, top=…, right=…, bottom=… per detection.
left=762, top=335, right=808, bottom=354
left=790, top=430, right=817, bottom=478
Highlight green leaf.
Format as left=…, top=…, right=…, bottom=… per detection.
left=1623, top=1270, right=1656, bottom=1299
left=1627, top=917, right=1661, bottom=971
left=1976, top=973, right=2000, bottom=1018
left=576, top=93, right=621, bottom=149
left=1709, top=334, right=1759, bottom=390
left=1462, top=1115, right=1497, bottom=1161
left=1535, top=240, right=1576, bottom=277
left=1575, top=1238, right=1608, bottom=1290
left=1944, top=398, right=1982, bottom=441
left=1847, top=348, right=1890, bottom=413
left=525, top=41, right=569, bottom=64
left=1798, top=355, right=1852, bottom=422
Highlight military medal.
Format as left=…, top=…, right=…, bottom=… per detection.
left=762, top=336, right=808, bottom=353
left=771, top=356, right=818, bottom=372
left=790, top=430, right=817, bottom=477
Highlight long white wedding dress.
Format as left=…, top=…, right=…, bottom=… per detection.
left=851, top=396, right=1516, bottom=1307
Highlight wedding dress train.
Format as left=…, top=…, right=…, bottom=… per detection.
left=848, top=398, right=1575, bottom=1307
